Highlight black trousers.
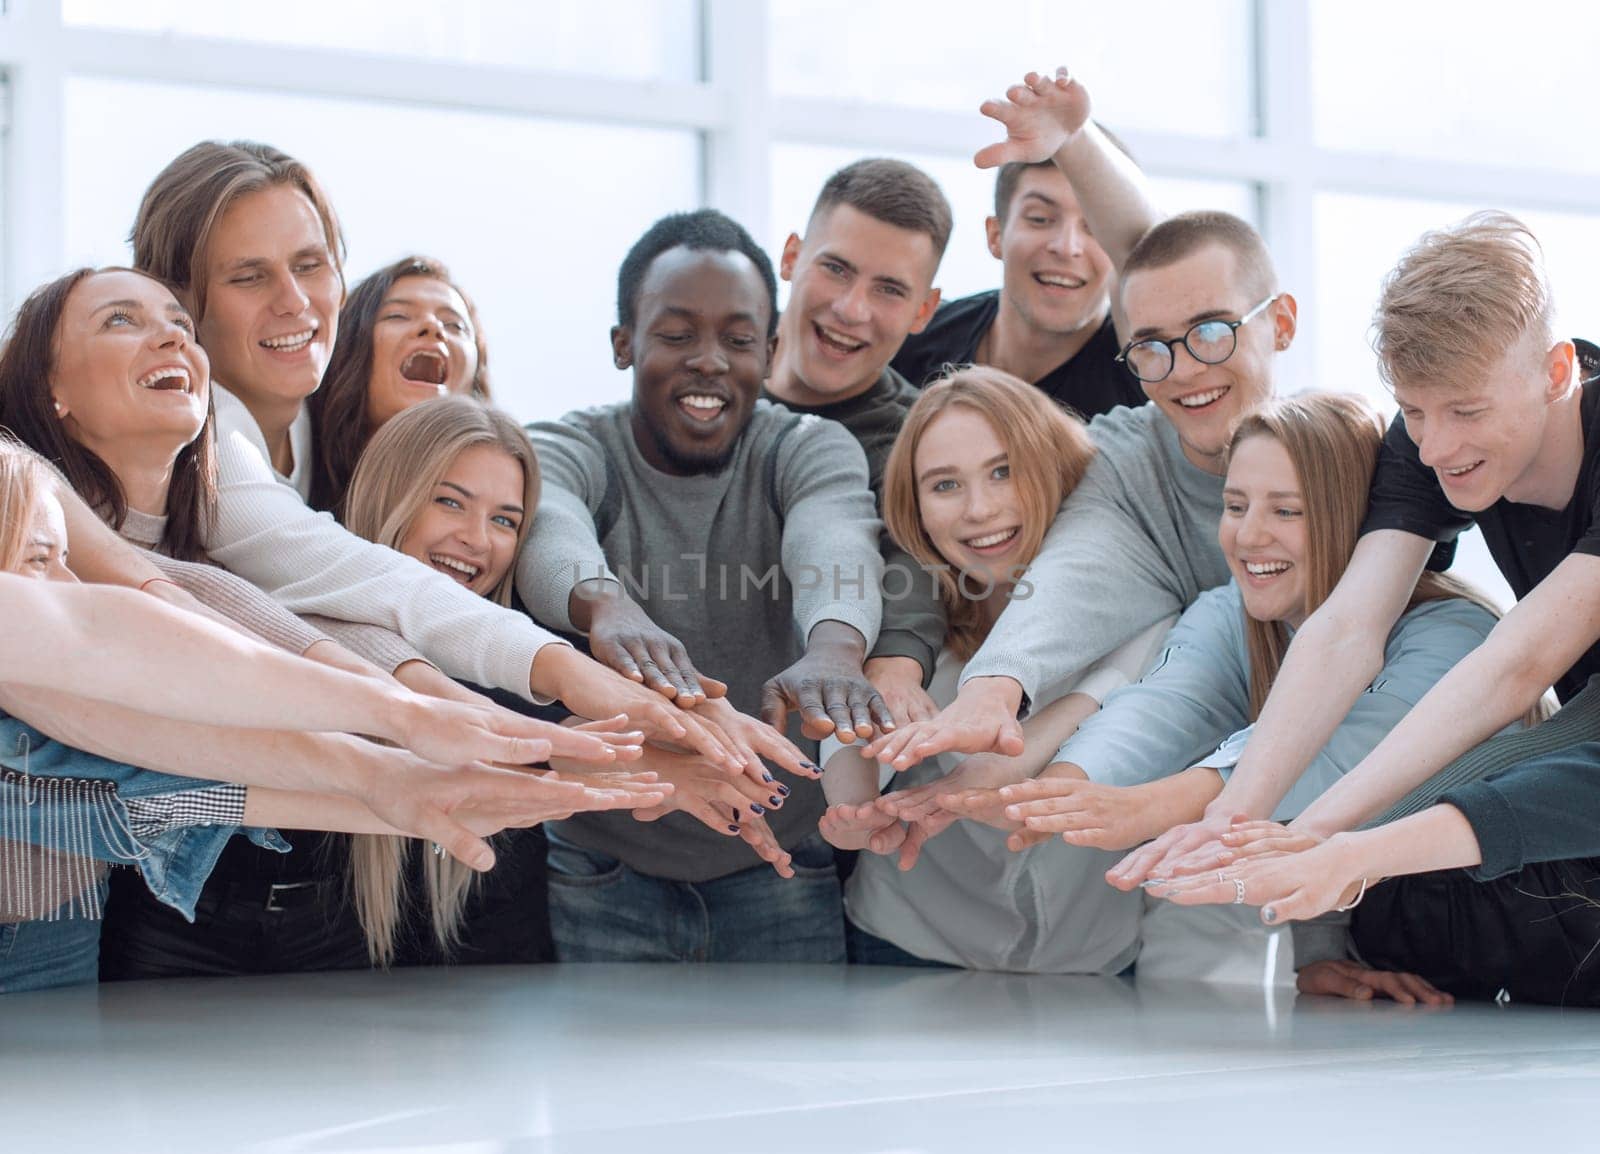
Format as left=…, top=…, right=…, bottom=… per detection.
left=1351, top=856, right=1600, bottom=1007
left=395, top=826, right=553, bottom=966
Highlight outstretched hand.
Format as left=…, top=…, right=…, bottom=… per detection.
left=760, top=634, right=895, bottom=743
left=975, top=67, right=1093, bottom=170
left=1297, top=959, right=1452, bottom=1007
left=861, top=677, right=1025, bottom=769
left=584, top=590, right=727, bottom=706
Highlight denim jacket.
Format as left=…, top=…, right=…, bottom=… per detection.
left=0, top=711, right=287, bottom=920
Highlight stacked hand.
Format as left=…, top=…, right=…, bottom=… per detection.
left=584, top=590, right=728, bottom=706
left=761, top=627, right=896, bottom=743
left=865, top=655, right=938, bottom=726
left=861, top=678, right=1025, bottom=770
left=624, top=745, right=797, bottom=878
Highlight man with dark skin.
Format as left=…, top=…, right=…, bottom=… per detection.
left=518, top=209, right=888, bottom=960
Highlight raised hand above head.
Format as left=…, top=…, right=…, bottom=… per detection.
left=975, top=67, right=1093, bottom=170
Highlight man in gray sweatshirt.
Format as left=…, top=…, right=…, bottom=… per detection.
left=518, top=209, right=887, bottom=962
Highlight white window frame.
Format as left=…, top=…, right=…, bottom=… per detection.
left=5, top=0, right=1600, bottom=398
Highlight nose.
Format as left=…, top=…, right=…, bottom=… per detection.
left=1048, top=218, right=1087, bottom=259
left=1167, top=339, right=1209, bottom=385
left=831, top=280, right=872, bottom=327
left=963, top=482, right=1000, bottom=524
left=153, top=316, right=189, bottom=350
left=270, top=272, right=311, bottom=315
left=1415, top=420, right=1458, bottom=469
left=1235, top=505, right=1274, bottom=549
left=455, top=514, right=490, bottom=554
left=416, top=314, right=443, bottom=339
left=685, top=336, right=729, bottom=376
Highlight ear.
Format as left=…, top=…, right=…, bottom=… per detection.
left=765, top=332, right=780, bottom=376
left=1543, top=339, right=1576, bottom=403
left=1269, top=292, right=1299, bottom=351
left=609, top=325, right=632, bottom=371
left=984, top=216, right=1003, bottom=261
left=779, top=233, right=802, bottom=283
left=907, top=287, right=943, bottom=337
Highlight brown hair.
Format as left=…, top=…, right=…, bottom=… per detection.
left=1227, top=392, right=1514, bottom=720
left=309, top=255, right=491, bottom=514
left=342, top=395, right=539, bottom=608
left=0, top=268, right=217, bottom=561
left=1373, top=210, right=1554, bottom=393
left=883, top=365, right=1095, bottom=660
left=131, top=140, right=345, bottom=323
left=1123, top=210, right=1277, bottom=304
left=809, top=158, right=954, bottom=262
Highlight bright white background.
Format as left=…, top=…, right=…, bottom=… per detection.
left=4, top=0, right=1600, bottom=601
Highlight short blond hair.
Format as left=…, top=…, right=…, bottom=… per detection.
left=1373, top=211, right=1553, bottom=392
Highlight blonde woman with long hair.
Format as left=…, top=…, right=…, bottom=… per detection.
left=974, top=392, right=1521, bottom=998
left=342, top=395, right=614, bottom=964
left=819, top=366, right=1171, bottom=971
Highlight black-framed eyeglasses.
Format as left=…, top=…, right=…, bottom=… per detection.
left=1115, top=295, right=1279, bottom=384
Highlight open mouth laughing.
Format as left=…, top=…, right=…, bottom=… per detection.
left=260, top=327, right=317, bottom=355
left=400, top=349, right=449, bottom=388
left=136, top=365, right=193, bottom=394
left=427, top=552, right=481, bottom=586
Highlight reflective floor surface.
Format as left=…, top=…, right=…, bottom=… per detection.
left=4, top=964, right=1598, bottom=1153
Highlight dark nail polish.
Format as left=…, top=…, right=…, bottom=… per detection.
left=769, top=796, right=782, bottom=807
left=727, top=824, right=740, bottom=834
left=1262, top=907, right=1277, bottom=924
left=762, top=772, right=775, bottom=783
left=777, top=784, right=790, bottom=797
left=801, top=761, right=819, bottom=772
left=751, top=804, right=766, bottom=815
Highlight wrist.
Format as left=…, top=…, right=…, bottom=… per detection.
left=325, top=732, right=383, bottom=802
left=531, top=641, right=582, bottom=700
left=865, top=655, right=922, bottom=682
left=963, top=675, right=1024, bottom=715
left=805, top=621, right=867, bottom=663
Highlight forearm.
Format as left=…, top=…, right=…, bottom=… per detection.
left=393, top=660, right=495, bottom=707
left=1325, top=805, right=1483, bottom=885
left=244, top=787, right=393, bottom=834
left=1293, top=637, right=1552, bottom=837
left=1213, top=613, right=1387, bottom=819
left=0, top=684, right=377, bottom=796
left=1016, top=693, right=1101, bottom=776
left=0, top=579, right=416, bottom=739
left=806, top=620, right=868, bottom=667
left=1052, top=122, right=1160, bottom=271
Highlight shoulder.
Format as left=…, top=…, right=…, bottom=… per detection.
left=891, top=291, right=996, bottom=384
left=1172, top=583, right=1246, bottom=644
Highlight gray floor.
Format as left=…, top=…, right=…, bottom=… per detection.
left=5, top=965, right=1598, bottom=1153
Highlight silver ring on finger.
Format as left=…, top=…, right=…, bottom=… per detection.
left=1233, top=878, right=1247, bottom=905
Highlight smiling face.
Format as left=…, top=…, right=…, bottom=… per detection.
left=1120, top=243, right=1291, bottom=473
left=1392, top=333, right=1566, bottom=512
left=619, top=245, right=774, bottom=475
left=1220, top=433, right=1309, bottom=628
left=991, top=166, right=1113, bottom=337
left=914, top=405, right=1027, bottom=593
left=775, top=204, right=941, bottom=405
left=365, top=275, right=480, bottom=429
left=196, top=183, right=342, bottom=409
left=396, top=443, right=526, bottom=597
left=50, top=270, right=211, bottom=457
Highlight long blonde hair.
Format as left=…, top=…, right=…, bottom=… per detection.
left=883, top=365, right=1096, bottom=660
left=338, top=396, right=542, bottom=962
left=1229, top=393, right=1520, bottom=720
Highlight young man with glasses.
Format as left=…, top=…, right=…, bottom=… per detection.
left=1121, top=212, right=1600, bottom=1006
left=864, top=68, right=1297, bottom=772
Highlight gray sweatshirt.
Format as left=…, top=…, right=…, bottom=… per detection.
left=519, top=400, right=884, bottom=881
left=959, top=403, right=1231, bottom=708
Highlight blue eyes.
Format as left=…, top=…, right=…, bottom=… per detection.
left=433, top=494, right=519, bottom=532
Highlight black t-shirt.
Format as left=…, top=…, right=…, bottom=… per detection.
left=1361, top=338, right=1600, bottom=702
left=889, top=289, right=1144, bottom=419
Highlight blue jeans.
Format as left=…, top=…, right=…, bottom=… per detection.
left=844, top=917, right=956, bottom=968
left=0, top=881, right=108, bottom=993
left=546, top=832, right=845, bottom=963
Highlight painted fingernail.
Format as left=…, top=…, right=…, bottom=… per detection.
left=776, top=784, right=790, bottom=797
left=801, top=760, right=820, bottom=772
left=1262, top=907, right=1277, bottom=923
left=751, top=804, right=766, bottom=815
left=727, top=824, right=740, bottom=834
left=769, top=796, right=783, bottom=807
left=762, top=772, right=775, bottom=783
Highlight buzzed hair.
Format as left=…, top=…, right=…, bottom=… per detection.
left=616, top=208, right=779, bottom=337
left=1373, top=210, right=1553, bottom=392
left=808, top=158, right=954, bottom=262
left=1122, top=210, right=1277, bottom=302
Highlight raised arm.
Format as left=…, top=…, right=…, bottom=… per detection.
left=975, top=67, right=1159, bottom=275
